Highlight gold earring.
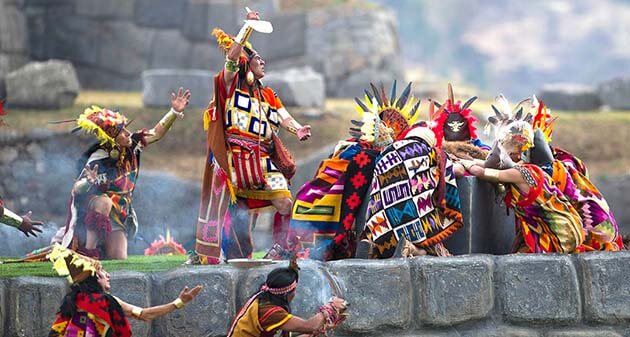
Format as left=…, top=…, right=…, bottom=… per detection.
left=246, top=71, right=255, bottom=86
left=109, top=148, right=119, bottom=160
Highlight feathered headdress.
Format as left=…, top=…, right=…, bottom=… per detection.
left=76, top=106, right=128, bottom=148
left=212, top=28, right=256, bottom=64
left=350, top=81, right=421, bottom=147
left=431, top=83, right=479, bottom=147
left=530, top=95, right=556, bottom=143
left=486, top=94, right=535, bottom=152
left=47, top=244, right=102, bottom=285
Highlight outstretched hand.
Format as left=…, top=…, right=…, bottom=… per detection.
left=297, top=125, right=311, bottom=141
left=83, top=164, right=99, bottom=185
left=178, top=285, right=203, bottom=304
left=19, top=211, right=44, bottom=237
left=170, top=87, right=191, bottom=114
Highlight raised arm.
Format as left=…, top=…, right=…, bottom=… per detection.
left=223, top=10, right=260, bottom=87
left=143, top=87, right=190, bottom=145
left=116, top=285, right=202, bottom=322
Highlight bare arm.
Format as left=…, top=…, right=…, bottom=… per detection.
left=276, top=297, right=347, bottom=334
left=116, top=285, right=203, bottom=322
left=223, top=11, right=260, bottom=87
left=144, top=88, right=190, bottom=145
left=280, top=313, right=326, bottom=333
left=280, top=114, right=311, bottom=141
left=467, top=165, right=531, bottom=194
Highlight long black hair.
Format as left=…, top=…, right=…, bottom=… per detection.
left=58, top=275, right=105, bottom=318
left=256, top=266, right=299, bottom=313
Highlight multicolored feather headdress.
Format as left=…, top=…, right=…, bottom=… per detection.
left=530, top=95, right=556, bottom=143
left=431, top=83, right=479, bottom=146
left=47, top=244, right=102, bottom=285
left=76, top=106, right=128, bottom=148
left=350, top=81, right=421, bottom=147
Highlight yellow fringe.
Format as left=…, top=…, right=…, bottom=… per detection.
left=203, top=107, right=211, bottom=131
left=76, top=106, right=117, bottom=148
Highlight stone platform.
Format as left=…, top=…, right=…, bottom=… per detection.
left=2, top=253, right=630, bottom=337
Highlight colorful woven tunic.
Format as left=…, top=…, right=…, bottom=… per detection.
left=49, top=292, right=131, bottom=337
left=289, top=141, right=379, bottom=260
left=227, top=297, right=293, bottom=337
left=505, top=164, right=585, bottom=253
left=195, top=71, right=292, bottom=263
left=57, top=133, right=145, bottom=251
left=364, top=137, right=463, bottom=258
left=547, top=160, right=622, bottom=251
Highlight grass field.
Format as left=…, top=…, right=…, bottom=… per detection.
left=5, top=91, right=630, bottom=181
left=0, top=255, right=189, bottom=278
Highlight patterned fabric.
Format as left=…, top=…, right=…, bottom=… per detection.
left=49, top=292, right=131, bottom=337
left=548, top=160, right=622, bottom=251
left=505, top=164, right=585, bottom=253
left=289, top=142, right=379, bottom=260
left=224, top=86, right=290, bottom=201
left=227, top=297, right=293, bottom=337
left=364, top=137, right=463, bottom=258
left=195, top=71, right=292, bottom=263
left=288, top=145, right=350, bottom=260
left=57, top=133, right=145, bottom=252
left=553, top=146, right=589, bottom=178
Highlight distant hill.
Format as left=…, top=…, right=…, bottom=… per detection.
left=373, top=0, right=630, bottom=97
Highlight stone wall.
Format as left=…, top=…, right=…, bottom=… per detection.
left=5, top=0, right=402, bottom=97
left=1, top=254, right=630, bottom=337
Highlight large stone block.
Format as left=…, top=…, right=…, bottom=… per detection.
left=537, top=83, right=601, bottom=111
left=496, top=255, right=581, bottom=324
left=263, top=67, right=324, bottom=108
left=189, top=42, right=224, bottom=71
left=7, top=277, right=67, bottom=337
left=444, top=177, right=515, bottom=255
left=251, top=12, right=307, bottom=62
left=410, top=255, right=494, bottom=326
left=578, top=251, right=630, bottom=323
left=134, top=0, right=185, bottom=28
left=97, top=22, right=151, bottom=76
left=480, top=325, right=541, bottom=337
left=76, top=0, right=135, bottom=19
left=545, top=329, right=623, bottom=337
left=109, top=272, right=151, bottom=337
left=142, top=69, right=213, bottom=108
left=328, top=259, right=411, bottom=333
left=152, top=266, right=238, bottom=337
left=38, top=14, right=100, bottom=66
left=147, top=29, right=193, bottom=69
left=0, top=53, right=27, bottom=79
left=75, top=64, right=142, bottom=90
left=0, top=2, right=28, bottom=53
left=182, top=0, right=238, bottom=42
left=6, top=60, right=80, bottom=109
left=598, top=77, right=630, bottom=110
left=236, top=260, right=335, bottom=319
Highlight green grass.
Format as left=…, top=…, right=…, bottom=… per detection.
left=0, top=255, right=188, bottom=278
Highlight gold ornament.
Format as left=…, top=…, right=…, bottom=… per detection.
left=246, top=71, right=255, bottom=86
